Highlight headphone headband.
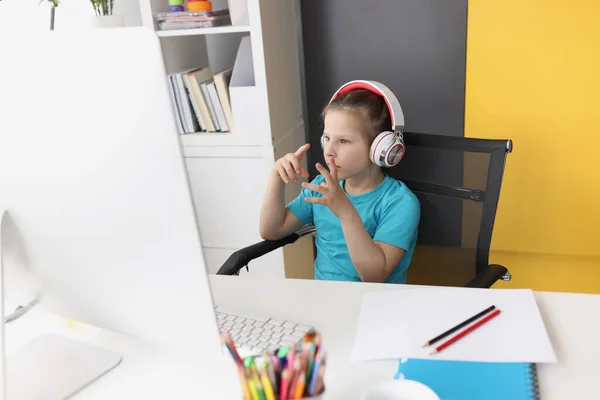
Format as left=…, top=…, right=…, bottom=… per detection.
left=329, top=80, right=405, bottom=132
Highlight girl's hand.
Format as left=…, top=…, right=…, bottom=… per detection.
left=302, top=156, right=354, bottom=219
left=273, top=143, right=310, bottom=183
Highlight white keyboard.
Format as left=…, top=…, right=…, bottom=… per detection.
left=215, top=306, right=315, bottom=357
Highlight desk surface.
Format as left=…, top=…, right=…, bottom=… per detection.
left=6, top=275, right=600, bottom=399
left=211, top=276, right=600, bottom=399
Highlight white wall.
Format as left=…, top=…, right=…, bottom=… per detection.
left=0, top=0, right=141, bottom=31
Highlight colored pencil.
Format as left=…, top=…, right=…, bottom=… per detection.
left=308, top=350, right=325, bottom=396
left=423, top=305, right=496, bottom=347
left=263, top=351, right=278, bottom=394
left=430, top=309, right=502, bottom=355
left=238, top=365, right=252, bottom=400
left=279, top=369, right=290, bottom=400
left=286, top=357, right=303, bottom=399
left=246, top=367, right=260, bottom=400
left=293, top=371, right=305, bottom=399
left=220, top=329, right=244, bottom=365
left=314, top=368, right=325, bottom=396
left=260, top=365, right=276, bottom=400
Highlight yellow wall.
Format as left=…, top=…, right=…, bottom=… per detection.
left=491, top=250, right=600, bottom=294
left=465, top=1, right=600, bottom=257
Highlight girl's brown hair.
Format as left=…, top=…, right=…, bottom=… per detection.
left=321, top=88, right=392, bottom=144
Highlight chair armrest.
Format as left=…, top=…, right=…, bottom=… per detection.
left=216, top=226, right=315, bottom=276
left=465, top=264, right=509, bottom=288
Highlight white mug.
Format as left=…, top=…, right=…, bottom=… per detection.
left=360, top=380, right=440, bottom=400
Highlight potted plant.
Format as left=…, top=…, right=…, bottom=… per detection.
left=89, top=0, right=124, bottom=28
left=41, top=0, right=60, bottom=30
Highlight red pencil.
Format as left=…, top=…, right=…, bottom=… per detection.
left=430, top=309, right=501, bottom=355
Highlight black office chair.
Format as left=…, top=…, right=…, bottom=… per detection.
left=217, top=131, right=513, bottom=289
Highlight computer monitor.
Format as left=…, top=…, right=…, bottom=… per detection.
left=0, top=27, right=233, bottom=397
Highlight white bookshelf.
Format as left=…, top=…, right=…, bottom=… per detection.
left=136, top=0, right=315, bottom=279
left=155, top=25, right=251, bottom=37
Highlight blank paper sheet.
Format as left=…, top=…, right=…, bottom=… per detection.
left=351, top=287, right=557, bottom=363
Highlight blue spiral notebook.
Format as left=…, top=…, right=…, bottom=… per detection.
left=394, top=358, right=540, bottom=400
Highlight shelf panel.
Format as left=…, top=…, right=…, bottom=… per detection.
left=156, top=25, right=251, bottom=37
left=179, top=132, right=266, bottom=147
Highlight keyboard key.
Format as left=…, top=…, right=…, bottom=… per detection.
left=257, top=341, right=268, bottom=349
left=271, top=326, right=283, bottom=333
left=260, top=334, right=272, bottom=342
left=282, top=334, right=301, bottom=343
left=268, top=318, right=285, bottom=326
left=295, top=324, right=313, bottom=332
left=282, top=321, right=297, bottom=329
left=253, top=321, right=265, bottom=328
left=214, top=307, right=268, bottom=322
left=236, top=337, right=248, bottom=345
left=282, top=328, right=294, bottom=334
left=251, top=315, right=269, bottom=323
left=226, top=315, right=237, bottom=321
left=291, top=330, right=306, bottom=339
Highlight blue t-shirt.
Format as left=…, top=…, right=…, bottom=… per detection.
left=287, top=174, right=420, bottom=284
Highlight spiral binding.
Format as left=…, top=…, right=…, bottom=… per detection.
left=526, top=363, right=541, bottom=400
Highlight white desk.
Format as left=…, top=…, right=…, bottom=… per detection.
left=5, top=275, right=600, bottom=399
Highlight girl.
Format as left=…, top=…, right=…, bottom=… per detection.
left=259, top=81, right=420, bottom=283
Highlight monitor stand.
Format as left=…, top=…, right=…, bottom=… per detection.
left=1, top=211, right=122, bottom=400
left=6, top=334, right=122, bottom=400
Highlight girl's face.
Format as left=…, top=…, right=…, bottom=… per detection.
left=322, top=109, right=373, bottom=181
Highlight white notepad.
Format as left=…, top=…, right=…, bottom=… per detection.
left=351, top=287, right=557, bottom=363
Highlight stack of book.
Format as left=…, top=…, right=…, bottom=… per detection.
left=167, top=67, right=234, bottom=134
left=154, top=9, right=231, bottom=30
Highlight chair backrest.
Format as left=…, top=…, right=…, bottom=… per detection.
left=388, top=131, right=512, bottom=287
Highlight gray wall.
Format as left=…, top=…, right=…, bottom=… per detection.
left=299, top=0, right=468, bottom=246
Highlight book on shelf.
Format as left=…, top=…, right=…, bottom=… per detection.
left=213, top=69, right=234, bottom=131
left=167, top=67, right=233, bottom=135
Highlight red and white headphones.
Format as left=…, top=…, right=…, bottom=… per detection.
left=321, top=80, right=406, bottom=168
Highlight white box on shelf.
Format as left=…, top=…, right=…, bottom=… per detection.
left=227, top=0, right=249, bottom=26
left=229, top=36, right=260, bottom=139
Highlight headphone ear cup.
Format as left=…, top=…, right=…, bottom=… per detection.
left=370, top=131, right=396, bottom=167
left=320, top=135, right=325, bottom=149
left=370, top=132, right=405, bottom=168
left=387, top=140, right=405, bottom=167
